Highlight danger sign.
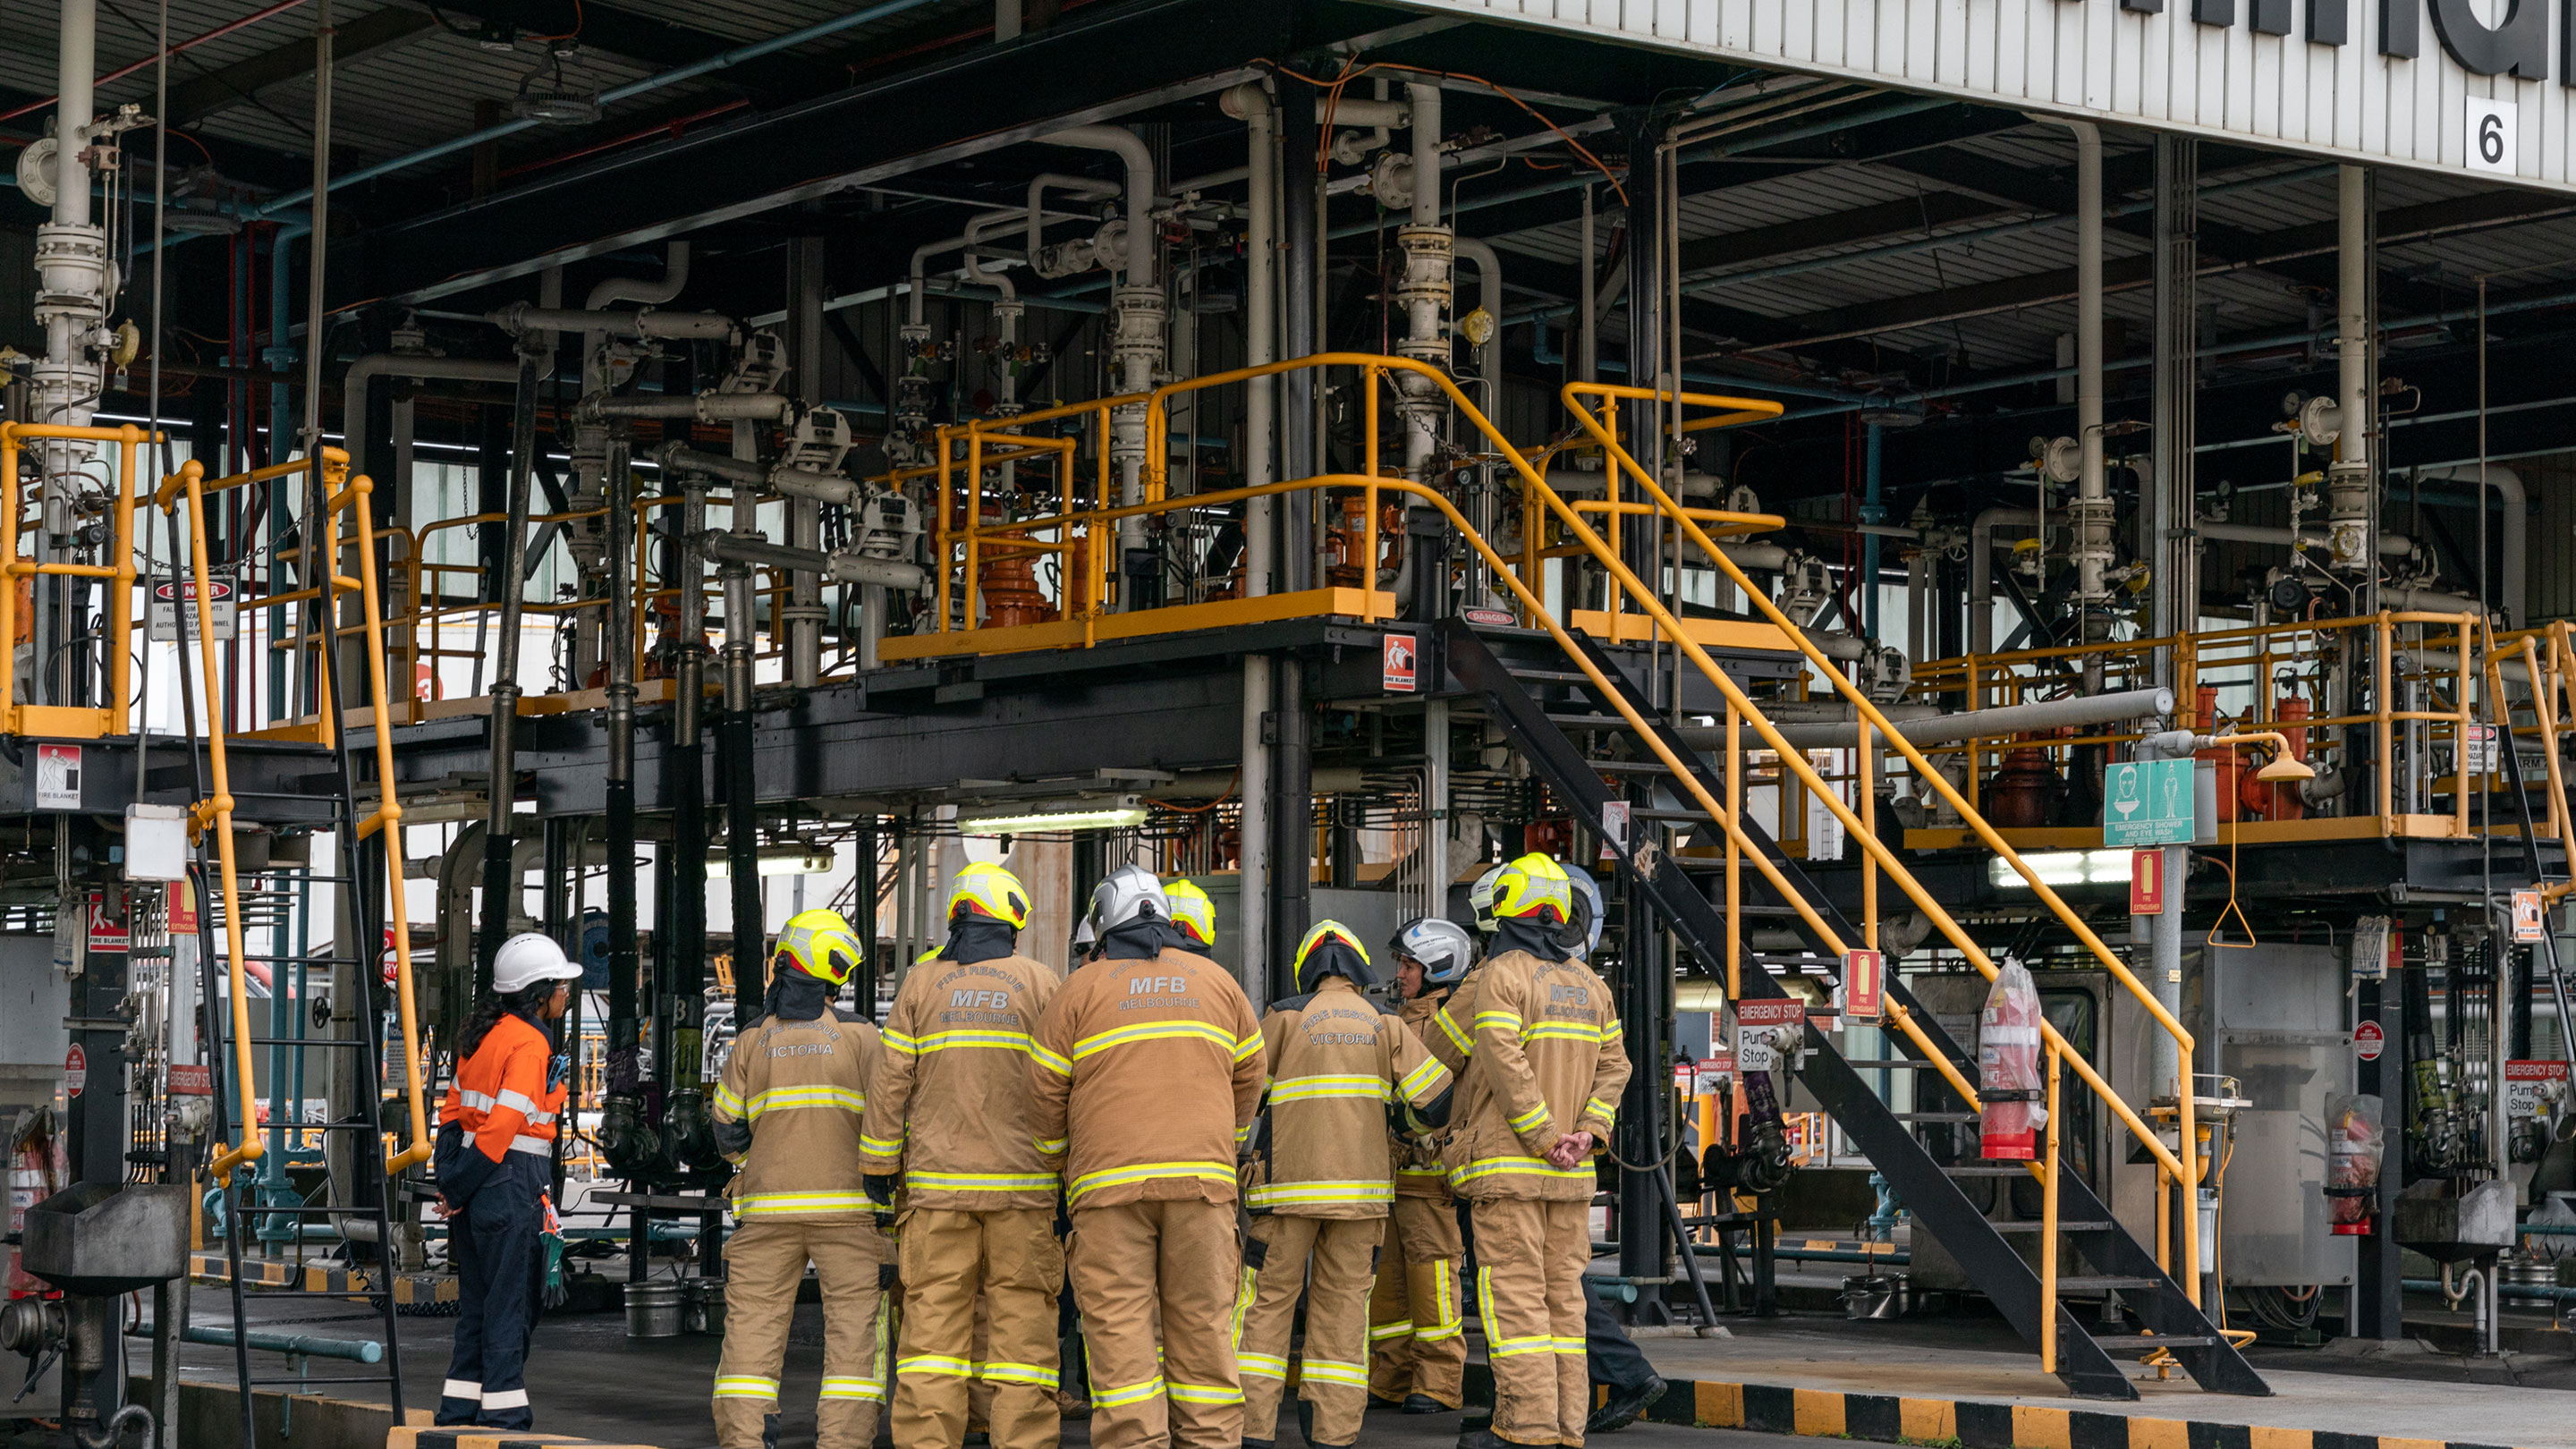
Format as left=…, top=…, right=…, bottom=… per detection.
left=147, top=577, right=236, bottom=643
left=1381, top=632, right=1418, bottom=692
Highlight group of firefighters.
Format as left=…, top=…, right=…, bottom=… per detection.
left=433, top=849, right=1657, bottom=1449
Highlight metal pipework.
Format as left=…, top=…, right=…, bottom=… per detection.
left=1718, top=686, right=2174, bottom=752
left=485, top=302, right=737, bottom=341
left=601, top=431, right=642, bottom=1169
left=1024, top=172, right=1121, bottom=274
left=658, top=443, right=857, bottom=504
left=2327, top=165, right=2373, bottom=572
left=475, top=340, right=546, bottom=982
left=699, top=530, right=924, bottom=589
left=590, top=391, right=790, bottom=422
left=340, top=355, right=520, bottom=472
left=2038, top=114, right=2114, bottom=621
left=2197, top=521, right=2412, bottom=557
left=1045, top=125, right=1162, bottom=581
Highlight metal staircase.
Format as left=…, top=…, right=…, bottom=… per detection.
left=161, top=449, right=434, bottom=1443
left=1445, top=619, right=2266, bottom=1401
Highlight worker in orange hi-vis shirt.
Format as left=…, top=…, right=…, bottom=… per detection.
left=434, top=933, right=581, bottom=1431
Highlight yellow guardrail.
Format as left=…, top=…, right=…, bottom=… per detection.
left=162, top=450, right=432, bottom=1177
left=0, top=422, right=157, bottom=738
left=1557, top=379, right=2208, bottom=1352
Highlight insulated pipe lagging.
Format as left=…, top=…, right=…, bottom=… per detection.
left=1407, top=82, right=1442, bottom=228
left=1042, top=126, right=1156, bottom=286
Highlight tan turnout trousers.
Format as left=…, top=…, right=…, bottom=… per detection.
left=1068, top=1199, right=1243, bottom=1449
left=1233, top=1214, right=1384, bottom=1446
left=714, top=1217, right=891, bottom=1449
left=1365, top=1196, right=1465, bottom=1407
left=1470, top=1199, right=1590, bottom=1446
left=893, top=1207, right=1064, bottom=1449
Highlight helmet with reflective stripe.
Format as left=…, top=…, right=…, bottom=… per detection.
left=493, top=932, right=582, bottom=994
left=1390, top=916, right=1474, bottom=986
left=949, top=860, right=1032, bottom=928
left=1165, top=879, right=1216, bottom=948
left=776, top=908, right=865, bottom=987
left=1566, top=869, right=1605, bottom=957
left=1469, top=863, right=1507, bottom=936
left=1292, top=919, right=1377, bottom=993
left=1086, top=863, right=1170, bottom=936
left=1488, top=852, right=1575, bottom=924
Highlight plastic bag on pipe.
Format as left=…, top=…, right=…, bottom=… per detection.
left=2325, top=1092, right=2384, bottom=1236
left=1976, top=961, right=2045, bottom=1160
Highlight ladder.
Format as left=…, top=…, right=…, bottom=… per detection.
left=159, top=449, right=433, bottom=1442
left=1445, top=620, right=2266, bottom=1399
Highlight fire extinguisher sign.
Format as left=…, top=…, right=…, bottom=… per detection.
left=1842, top=949, right=1884, bottom=1021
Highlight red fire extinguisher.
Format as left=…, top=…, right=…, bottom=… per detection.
left=1979, top=962, right=2046, bottom=1161
left=8, top=1106, right=63, bottom=1297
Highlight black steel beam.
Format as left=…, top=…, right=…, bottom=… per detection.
left=164, top=7, right=438, bottom=127
left=354, top=0, right=1301, bottom=305
left=385, top=0, right=841, bottom=95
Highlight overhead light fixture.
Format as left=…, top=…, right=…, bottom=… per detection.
left=707, top=845, right=837, bottom=877
left=960, top=805, right=1149, bottom=836
left=1989, top=850, right=2133, bottom=891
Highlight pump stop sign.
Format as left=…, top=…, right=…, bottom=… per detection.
left=2354, top=1021, right=2385, bottom=1063
left=64, top=1044, right=85, bottom=1096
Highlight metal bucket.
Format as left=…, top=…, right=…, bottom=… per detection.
left=684, top=1276, right=727, bottom=1335
left=625, top=1281, right=684, bottom=1339
left=1841, top=1274, right=1907, bottom=1319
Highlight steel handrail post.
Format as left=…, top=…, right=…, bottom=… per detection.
left=347, top=473, right=432, bottom=1172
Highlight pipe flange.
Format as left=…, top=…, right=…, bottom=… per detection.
left=1393, top=224, right=1453, bottom=309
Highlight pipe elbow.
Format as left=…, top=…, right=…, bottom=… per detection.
left=1218, top=80, right=1273, bottom=121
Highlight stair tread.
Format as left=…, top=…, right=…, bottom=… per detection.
left=2083, top=1335, right=2215, bottom=1350
left=1581, top=759, right=1674, bottom=773
left=1988, top=1220, right=2114, bottom=1233
left=1507, top=668, right=1593, bottom=682
left=2055, top=1275, right=2164, bottom=1291
left=1547, top=713, right=1636, bottom=728
left=1943, top=1164, right=2036, bottom=1176
left=1839, top=1059, right=1955, bottom=1069
left=1889, top=1111, right=1979, bottom=1122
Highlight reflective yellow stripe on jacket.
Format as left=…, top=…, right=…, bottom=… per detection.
left=1067, top=1159, right=1235, bottom=1203
left=1268, top=1073, right=1392, bottom=1105
left=1447, top=1155, right=1594, bottom=1188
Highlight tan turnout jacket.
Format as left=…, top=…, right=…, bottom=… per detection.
left=715, top=1005, right=882, bottom=1220
left=861, top=950, right=1063, bottom=1209
left=1393, top=988, right=1460, bottom=1199
left=1028, top=945, right=1266, bottom=1209
left=1249, top=977, right=1453, bottom=1217
left=1445, top=948, right=1631, bottom=1201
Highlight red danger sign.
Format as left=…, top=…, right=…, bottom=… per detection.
left=2354, top=1020, right=2385, bottom=1063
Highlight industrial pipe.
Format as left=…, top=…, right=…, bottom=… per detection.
left=2038, top=115, right=2113, bottom=615
left=1023, top=173, right=1121, bottom=277
left=2197, top=521, right=2414, bottom=558
left=1451, top=237, right=1504, bottom=398
left=2411, top=464, right=2527, bottom=627
left=701, top=531, right=925, bottom=590
left=476, top=341, right=546, bottom=981
left=590, top=242, right=691, bottom=310
left=590, top=392, right=792, bottom=422
left=1720, top=686, right=2174, bottom=751
left=911, top=208, right=1028, bottom=326
left=1222, top=78, right=1279, bottom=1000
left=339, top=354, right=521, bottom=480
left=664, top=443, right=857, bottom=507
left=1969, top=506, right=2040, bottom=656
left=1041, top=126, right=1155, bottom=285
left=132, top=1321, right=382, bottom=1364
left=2327, top=166, right=2372, bottom=572
left=487, top=303, right=737, bottom=341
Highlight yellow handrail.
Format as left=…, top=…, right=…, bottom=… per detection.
left=0, top=422, right=156, bottom=733
left=1557, top=378, right=2207, bottom=1301
left=162, top=450, right=431, bottom=1178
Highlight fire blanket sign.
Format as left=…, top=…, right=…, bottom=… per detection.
left=146, top=578, right=235, bottom=643
left=1381, top=632, right=1418, bottom=692
left=2512, top=888, right=2546, bottom=943
left=2505, top=1060, right=2568, bottom=1120
left=1734, top=999, right=1806, bottom=1072
left=34, top=744, right=80, bottom=810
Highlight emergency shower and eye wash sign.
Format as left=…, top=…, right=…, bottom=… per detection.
left=2103, top=758, right=2194, bottom=848
left=1413, top=0, right=2576, bottom=192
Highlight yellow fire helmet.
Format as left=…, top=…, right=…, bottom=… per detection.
left=1165, top=878, right=1216, bottom=948
left=1292, top=918, right=1377, bottom=993
left=775, top=908, right=865, bottom=987
left=1488, top=852, right=1575, bottom=925
left=948, top=860, right=1033, bottom=929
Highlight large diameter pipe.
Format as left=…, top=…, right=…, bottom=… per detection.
left=341, top=355, right=521, bottom=479
left=488, top=304, right=736, bottom=341
left=55, top=0, right=94, bottom=230
left=1221, top=81, right=1278, bottom=598
left=702, top=531, right=923, bottom=589
left=2198, top=521, right=2413, bottom=557
left=1043, top=125, right=1155, bottom=286
left=1732, top=686, right=2175, bottom=751
left=591, top=392, right=791, bottom=422
left=589, top=242, right=689, bottom=310
left=131, top=1323, right=381, bottom=1364
left=1450, top=237, right=1504, bottom=397
left=1024, top=173, right=1121, bottom=274
left=1407, top=82, right=1441, bottom=229
left=2412, top=464, right=2526, bottom=627
left=2050, top=115, right=2108, bottom=606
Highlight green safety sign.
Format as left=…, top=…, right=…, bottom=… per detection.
left=2102, top=758, right=2196, bottom=847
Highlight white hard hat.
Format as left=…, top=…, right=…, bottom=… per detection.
left=493, top=932, right=582, bottom=994
left=1086, top=863, right=1171, bottom=935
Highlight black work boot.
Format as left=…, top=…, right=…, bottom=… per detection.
left=1401, top=1394, right=1450, bottom=1415
left=1586, top=1374, right=1669, bottom=1435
